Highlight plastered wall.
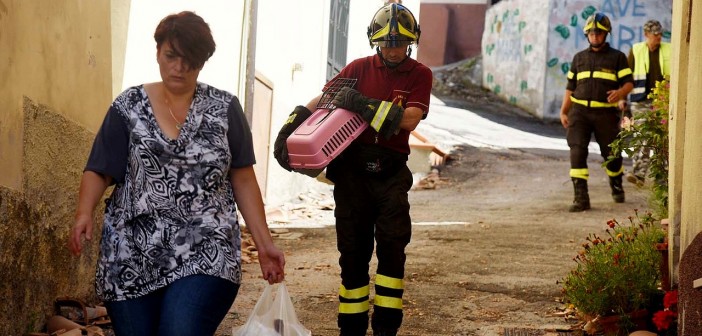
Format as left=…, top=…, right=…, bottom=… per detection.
left=669, top=0, right=702, bottom=329
left=481, top=0, right=551, bottom=118
left=482, top=0, right=672, bottom=120
left=0, top=1, right=119, bottom=334
left=674, top=0, right=702, bottom=270
left=0, top=0, right=114, bottom=190
left=417, top=2, right=488, bottom=67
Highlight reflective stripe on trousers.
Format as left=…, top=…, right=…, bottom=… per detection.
left=565, top=105, right=623, bottom=177
left=329, top=159, right=413, bottom=334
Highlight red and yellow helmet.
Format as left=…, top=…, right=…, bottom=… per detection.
left=367, top=3, right=420, bottom=48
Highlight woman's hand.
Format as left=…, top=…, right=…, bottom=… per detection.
left=68, top=171, right=110, bottom=256
left=229, top=166, right=287, bottom=284
left=257, top=244, right=286, bottom=284
left=69, top=213, right=94, bottom=256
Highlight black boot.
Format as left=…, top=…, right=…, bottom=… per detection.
left=569, top=178, right=591, bottom=212
left=610, top=174, right=625, bottom=203
left=341, top=330, right=368, bottom=336
left=373, top=331, right=398, bottom=336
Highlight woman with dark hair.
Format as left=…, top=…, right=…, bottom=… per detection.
left=68, top=11, right=285, bottom=335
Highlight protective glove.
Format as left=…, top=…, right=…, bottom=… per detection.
left=274, top=105, right=312, bottom=171
left=331, top=86, right=404, bottom=139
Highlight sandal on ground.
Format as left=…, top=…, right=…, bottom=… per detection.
left=46, top=315, right=106, bottom=336
left=54, top=297, right=110, bottom=326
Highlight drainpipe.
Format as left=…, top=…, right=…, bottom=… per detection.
left=239, top=0, right=258, bottom=126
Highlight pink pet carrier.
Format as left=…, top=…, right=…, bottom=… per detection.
left=286, top=78, right=368, bottom=174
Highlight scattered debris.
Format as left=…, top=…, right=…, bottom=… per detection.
left=415, top=168, right=450, bottom=190
left=261, top=189, right=336, bottom=228
left=25, top=298, right=113, bottom=336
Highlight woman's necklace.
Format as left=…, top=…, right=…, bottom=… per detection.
left=165, top=99, right=184, bottom=130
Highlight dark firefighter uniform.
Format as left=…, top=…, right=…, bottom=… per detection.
left=273, top=4, right=432, bottom=335
left=566, top=42, right=633, bottom=186
left=324, top=53, right=432, bottom=335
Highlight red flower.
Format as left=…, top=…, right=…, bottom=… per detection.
left=664, top=290, right=678, bottom=309
left=652, top=309, right=677, bottom=331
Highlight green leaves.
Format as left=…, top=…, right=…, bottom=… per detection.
left=607, top=77, right=670, bottom=218
left=562, top=211, right=666, bottom=317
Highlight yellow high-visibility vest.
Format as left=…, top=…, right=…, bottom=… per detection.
left=630, top=42, right=671, bottom=101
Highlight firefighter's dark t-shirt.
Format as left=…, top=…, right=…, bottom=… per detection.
left=324, top=54, right=433, bottom=154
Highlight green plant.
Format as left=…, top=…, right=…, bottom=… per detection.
left=607, top=77, right=670, bottom=218
left=561, top=210, right=666, bottom=319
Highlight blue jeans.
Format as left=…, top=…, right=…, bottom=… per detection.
left=104, top=274, right=240, bottom=336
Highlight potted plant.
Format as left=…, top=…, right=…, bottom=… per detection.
left=560, top=210, right=667, bottom=335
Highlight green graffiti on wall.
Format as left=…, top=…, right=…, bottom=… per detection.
left=520, top=81, right=528, bottom=92
left=487, top=73, right=494, bottom=83
left=494, top=85, right=501, bottom=94
left=555, top=25, right=570, bottom=39
left=524, top=45, right=533, bottom=54
left=486, top=44, right=495, bottom=55
left=561, top=63, right=570, bottom=75
left=570, top=15, right=578, bottom=27
left=581, top=6, right=596, bottom=19
left=509, top=96, right=517, bottom=104
left=547, top=58, right=559, bottom=67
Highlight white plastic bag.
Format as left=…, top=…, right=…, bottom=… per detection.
left=233, top=283, right=311, bottom=336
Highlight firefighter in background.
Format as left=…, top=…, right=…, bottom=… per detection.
left=624, top=19, right=671, bottom=186
left=559, top=12, right=634, bottom=212
left=275, top=3, right=431, bottom=336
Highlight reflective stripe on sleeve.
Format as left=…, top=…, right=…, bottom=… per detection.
left=370, top=101, right=393, bottom=131
left=618, top=67, right=632, bottom=78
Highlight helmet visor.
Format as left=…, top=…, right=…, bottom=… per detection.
left=368, top=4, right=419, bottom=47
left=374, top=40, right=413, bottom=48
